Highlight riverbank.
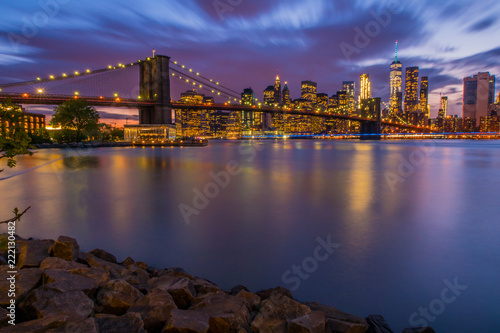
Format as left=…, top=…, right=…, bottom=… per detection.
left=32, top=141, right=132, bottom=149
left=0, top=235, right=436, bottom=333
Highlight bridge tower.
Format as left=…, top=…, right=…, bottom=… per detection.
left=139, top=55, right=172, bottom=124
left=359, top=98, right=382, bottom=140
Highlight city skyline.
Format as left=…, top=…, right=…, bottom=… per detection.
left=1, top=0, right=500, bottom=124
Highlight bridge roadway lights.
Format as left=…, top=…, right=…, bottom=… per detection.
left=360, top=120, right=382, bottom=140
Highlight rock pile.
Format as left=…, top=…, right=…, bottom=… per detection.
left=0, top=235, right=436, bottom=332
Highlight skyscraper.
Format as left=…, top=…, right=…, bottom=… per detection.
left=463, top=72, right=496, bottom=126
left=438, top=96, right=448, bottom=119
left=301, top=81, right=317, bottom=104
left=241, top=88, right=255, bottom=130
left=263, top=86, right=275, bottom=106
left=420, top=76, right=429, bottom=117
left=342, top=81, right=356, bottom=114
left=390, top=42, right=403, bottom=115
left=404, top=66, right=419, bottom=114
left=274, top=75, right=282, bottom=106
left=282, top=82, right=291, bottom=107
left=359, top=74, right=371, bottom=102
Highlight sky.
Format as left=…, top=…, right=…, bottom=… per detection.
left=1, top=0, right=500, bottom=125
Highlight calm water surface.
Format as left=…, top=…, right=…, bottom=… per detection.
left=1, top=140, right=500, bottom=332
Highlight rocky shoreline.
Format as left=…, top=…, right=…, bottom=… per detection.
left=0, top=235, right=436, bottom=332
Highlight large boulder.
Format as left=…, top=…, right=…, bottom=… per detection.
left=19, top=287, right=93, bottom=320
left=86, top=253, right=125, bottom=278
left=127, top=288, right=177, bottom=333
left=42, top=268, right=98, bottom=297
left=0, top=307, right=9, bottom=328
left=236, top=290, right=261, bottom=311
left=190, top=292, right=253, bottom=332
left=0, top=315, right=69, bottom=332
left=288, top=311, right=326, bottom=333
left=162, top=309, right=210, bottom=333
left=148, top=276, right=196, bottom=309
left=95, top=312, right=146, bottom=333
left=71, top=266, right=111, bottom=287
left=39, top=257, right=87, bottom=270
left=256, top=287, right=294, bottom=300
left=50, top=235, right=79, bottom=261
left=63, top=318, right=99, bottom=333
left=365, top=315, right=394, bottom=333
left=16, top=239, right=54, bottom=268
left=96, top=279, right=144, bottom=315
left=250, top=294, right=311, bottom=332
left=304, top=302, right=368, bottom=333
left=89, top=248, right=118, bottom=263
left=192, top=277, right=222, bottom=295
left=121, top=265, right=151, bottom=286
left=0, top=267, right=42, bottom=306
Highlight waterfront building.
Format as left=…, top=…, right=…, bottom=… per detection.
left=0, top=103, right=46, bottom=135
left=480, top=116, right=499, bottom=132
left=390, top=42, right=403, bottom=115
left=404, top=66, right=419, bottom=115
left=176, top=90, right=207, bottom=137
left=463, top=72, right=496, bottom=126
left=263, top=85, right=275, bottom=106
left=329, top=94, right=339, bottom=110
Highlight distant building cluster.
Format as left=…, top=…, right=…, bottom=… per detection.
left=171, top=42, right=498, bottom=138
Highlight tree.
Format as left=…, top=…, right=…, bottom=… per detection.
left=50, top=99, right=100, bottom=142
left=0, top=100, right=33, bottom=223
left=0, top=100, right=33, bottom=169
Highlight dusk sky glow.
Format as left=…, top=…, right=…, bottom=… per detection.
left=1, top=0, right=500, bottom=125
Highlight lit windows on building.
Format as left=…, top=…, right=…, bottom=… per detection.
left=404, top=66, right=419, bottom=114
left=463, top=72, right=496, bottom=126
left=420, top=76, right=429, bottom=117
left=359, top=74, right=371, bottom=103
left=301, top=81, right=317, bottom=105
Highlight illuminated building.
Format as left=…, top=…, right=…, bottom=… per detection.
left=342, top=81, right=356, bottom=114
left=420, top=76, right=429, bottom=117
left=404, top=66, right=419, bottom=115
left=0, top=103, right=46, bottom=135
left=390, top=42, right=403, bottom=115
left=359, top=98, right=381, bottom=119
left=359, top=74, right=371, bottom=102
left=263, top=85, right=275, bottom=106
left=241, top=88, right=255, bottom=131
left=208, top=111, right=229, bottom=138
left=439, top=96, right=448, bottom=119
left=329, top=94, right=339, bottom=110
left=316, top=93, right=328, bottom=111
left=337, top=91, right=349, bottom=113
left=480, top=116, right=499, bottom=132
left=226, top=111, right=242, bottom=138
left=301, top=81, right=317, bottom=106
left=274, top=75, right=282, bottom=106
left=463, top=72, right=496, bottom=126
left=176, top=90, right=207, bottom=137
left=282, top=82, right=291, bottom=107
